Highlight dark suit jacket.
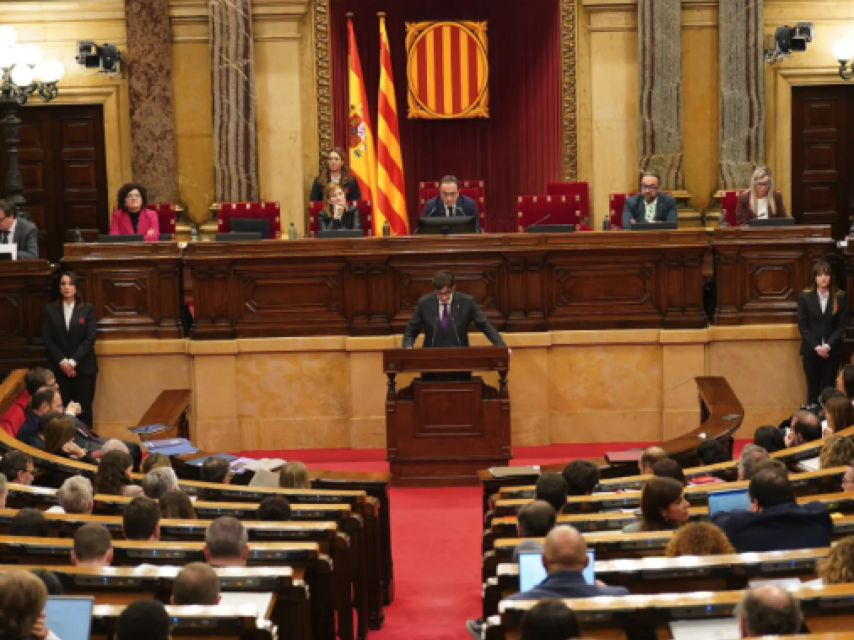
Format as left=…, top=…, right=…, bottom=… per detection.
left=507, top=570, right=629, bottom=601
left=711, top=502, right=833, bottom=553
left=42, top=302, right=99, bottom=376
left=402, top=291, right=505, bottom=348
left=798, top=290, right=848, bottom=357
left=735, top=191, right=788, bottom=226
left=309, top=176, right=361, bottom=202
left=420, top=194, right=481, bottom=233
left=621, top=193, right=678, bottom=228
left=318, top=206, right=362, bottom=231
left=11, top=218, right=38, bottom=259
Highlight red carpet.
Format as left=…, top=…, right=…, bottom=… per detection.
left=234, top=441, right=752, bottom=639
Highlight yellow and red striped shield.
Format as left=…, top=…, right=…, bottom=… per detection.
left=405, top=21, right=489, bottom=119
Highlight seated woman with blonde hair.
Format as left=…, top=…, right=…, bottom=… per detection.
left=665, top=522, right=735, bottom=557
left=818, top=535, right=854, bottom=584
left=825, top=396, right=854, bottom=434
left=279, top=461, right=311, bottom=489
left=736, top=166, right=788, bottom=226
left=317, top=182, right=361, bottom=231
left=819, top=435, right=854, bottom=469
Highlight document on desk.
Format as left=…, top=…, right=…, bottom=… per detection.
left=748, top=577, right=804, bottom=589
left=670, top=618, right=740, bottom=640
left=799, top=456, right=820, bottom=472
left=219, top=592, right=275, bottom=620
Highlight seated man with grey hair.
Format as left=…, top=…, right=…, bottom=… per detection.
left=200, top=456, right=232, bottom=484
left=737, top=445, right=768, bottom=481
left=142, top=467, right=179, bottom=500
left=203, top=516, right=249, bottom=566
left=47, top=476, right=93, bottom=514
left=101, top=439, right=129, bottom=456
left=172, top=562, right=221, bottom=605
left=737, top=585, right=803, bottom=637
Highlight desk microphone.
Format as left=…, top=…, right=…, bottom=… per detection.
left=526, top=214, right=551, bottom=231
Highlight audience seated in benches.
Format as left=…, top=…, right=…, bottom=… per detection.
left=17, top=388, right=61, bottom=448
left=123, top=497, right=160, bottom=541
left=201, top=457, right=233, bottom=484
left=160, top=489, right=197, bottom=519
left=10, top=509, right=49, bottom=538
left=535, top=473, right=567, bottom=513
left=94, top=450, right=139, bottom=498
left=821, top=435, right=854, bottom=469
left=520, top=600, right=580, bottom=640
left=513, top=501, right=556, bottom=562
left=72, top=522, right=113, bottom=567
left=844, top=465, right=854, bottom=493
left=825, top=395, right=854, bottom=434
left=623, top=477, right=689, bottom=533
left=712, top=467, right=833, bottom=552
left=279, top=461, right=310, bottom=489
left=652, top=458, right=687, bottom=486
left=44, top=416, right=96, bottom=464
left=258, top=496, right=291, bottom=521
left=639, top=446, right=668, bottom=475
left=1, top=451, right=33, bottom=486
left=172, top=562, right=220, bottom=605
left=117, top=600, right=171, bottom=640
left=561, top=461, right=599, bottom=496
left=664, top=521, right=736, bottom=556
left=819, top=534, right=854, bottom=584
left=143, top=467, right=179, bottom=499
left=754, top=425, right=786, bottom=454
left=0, top=570, right=48, bottom=640
left=47, top=475, right=93, bottom=514
left=204, top=516, right=249, bottom=567
left=697, top=440, right=731, bottom=465
left=787, top=410, right=823, bottom=447
left=738, top=445, right=769, bottom=481
left=738, top=585, right=803, bottom=637
left=141, top=452, right=171, bottom=474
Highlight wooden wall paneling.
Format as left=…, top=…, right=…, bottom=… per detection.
left=712, top=227, right=836, bottom=326
left=504, top=253, right=548, bottom=333
left=345, top=255, right=392, bottom=336
left=662, top=247, right=707, bottom=329
left=0, top=262, right=57, bottom=374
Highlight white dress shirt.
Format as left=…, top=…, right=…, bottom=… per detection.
left=644, top=198, right=658, bottom=222
left=63, top=301, right=75, bottom=329
left=1, top=219, right=15, bottom=243
left=756, top=197, right=769, bottom=219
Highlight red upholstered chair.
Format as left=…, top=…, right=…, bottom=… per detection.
left=1, top=389, right=27, bottom=436
left=517, top=195, right=590, bottom=232
left=419, top=180, right=487, bottom=231
left=608, top=193, right=632, bottom=229
left=308, top=201, right=373, bottom=237
left=721, top=190, right=746, bottom=227
left=214, top=201, right=282, bottom=239
left=545, top=182, right=590, bottom=222
left=147, top=203, right=178, bottom=239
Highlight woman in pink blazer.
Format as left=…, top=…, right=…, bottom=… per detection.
left=109, top=182, right=160, bottom=241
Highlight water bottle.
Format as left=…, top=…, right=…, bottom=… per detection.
left=288, top=222, right=297, bottom=240
left=602, top=216, right=610, bottom=231
left=382, top=221, right=391, bottom=237
left=73, top=227, right=83, bottom=243
left=719, top=213, right=728, bottom=229
left=190, top=223, right=199, bottom=242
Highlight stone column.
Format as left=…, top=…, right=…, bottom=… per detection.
left=124, top=0, right=180, bottom=203
left=209, top=0, right=260, bottom=202
left=637, top=0, right=684, bottom=190
left=718, top=0, right=764, bottom=189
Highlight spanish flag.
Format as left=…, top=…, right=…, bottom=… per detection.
left=376, top=16, right=409, bottom=236
left=348, top=19, right=377, bottom=208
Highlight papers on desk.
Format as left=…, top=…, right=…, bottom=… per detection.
left=0, top=245, right=17, bottom=261
left=748, top=577, right=804, bottom=589
left=249, top=469, right=280, bottom=488
left=670, top=618, right=740, bottom=640
left=231, top=457, right=287, bottom=473
left=489, top=465, right=540, bottom=478
left=142, top=438, right=198, bottom=456
left=799, top=456, right=821, bottom=472
left=127, top=424, right=170, bottom=436
left=219, top=592, right=275, bottom=622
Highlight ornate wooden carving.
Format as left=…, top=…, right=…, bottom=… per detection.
left=314, top=0, right=333, bottom=170
left=0, top=261, right=57, bottom=374
left=561, top=0, right=578, bottom=182
left=61, top=242, right=183, bottom=340
left=712, top=226, right=836, bottom=325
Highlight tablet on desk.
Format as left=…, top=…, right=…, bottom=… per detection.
left=519, top=550, right=594, bottom=591
left=707, top=488, right=750, bottom=515
left=45, top=596, right=94, bottom=640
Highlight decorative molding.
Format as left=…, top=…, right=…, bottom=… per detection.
left=314, top=0, right=333, bottom=173
left=561, top=0, right=578, bottom=182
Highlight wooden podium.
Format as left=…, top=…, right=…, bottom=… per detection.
left=383, top=347, right=511, bottom=486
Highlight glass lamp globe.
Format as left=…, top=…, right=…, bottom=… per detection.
left=18, top=43, right=42, bottom=66
left=0, top=46, right=16, bottom=70
left=0, top=25, right=17, bottom=49
left=833, top=38, right=854, bottom=62
left=10, top=63, right=35, bottom=87
left=35, top=60, right=64, bottom=83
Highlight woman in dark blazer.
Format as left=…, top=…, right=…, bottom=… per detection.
left=309, top=146, right=361, bottom=202
left=42, top=271, right=99, bottom=428
left=317, top=182, right=361, bottom=231
left=798, top=260, right=848, bottom=405
left=735, top=166, right=789, bottom=226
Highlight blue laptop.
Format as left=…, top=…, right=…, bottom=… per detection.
left=519, top=550, right=595, bottom=591
left=707, top=488, right=750, bottom=515
left=45, top=596, right=94, bottom=640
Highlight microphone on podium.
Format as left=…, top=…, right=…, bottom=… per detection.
left=525, top=214, right=551, bottom=231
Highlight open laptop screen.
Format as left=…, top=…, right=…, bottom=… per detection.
left=519, top=550, right=595, bottom=592
left=45, top=596, right=94, bottom=640
left=707, top=488, right=750, bottom=515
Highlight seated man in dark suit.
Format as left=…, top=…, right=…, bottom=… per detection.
left=17, top=388, right=63, bottom=447
left=621, top=172, right=678, bottom=228
left=420, top=175, right=481, bottom=233
left=508, top=526, right=628, bottom=600
left=512, top=500, right=557, bottom=562
left=535, top=472, right=567, bottom=513
left=562, top=460, right=600, bottom=497
left=711, top=467, right=832, bottom=553
left=0, top=199, right=38, bottom=259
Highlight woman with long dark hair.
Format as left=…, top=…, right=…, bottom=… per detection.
left=797, top=260, right=848, bottom=405
left=623, top=477, right=690, bottom=533
left=309, top=147, right=361, bottom=202
left=109, top=182, right=160, bottom=240
left=93, top=450, right=135, bottom=496
left=42, top=271, right=99, bottom=428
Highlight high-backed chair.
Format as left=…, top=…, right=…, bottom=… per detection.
left=147, top=203, right=179, bottom=239
left=214, top=201, right=282, bottom=239
left=720, top=190, right=747, bottom=227
left=517, top=196, right=591, bottom=232
left=545, top=182, right=590, bottom=221
left=419, top=180, right=487, bottom=231
left=308, top=201, right=373, bottom=237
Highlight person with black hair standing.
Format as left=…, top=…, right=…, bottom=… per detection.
left=42, top=271, right=98, bottom=428
left=798, top=260, right=848, bottom=406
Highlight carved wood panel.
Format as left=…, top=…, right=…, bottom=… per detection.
left=0, top=262, right=57, bottom=374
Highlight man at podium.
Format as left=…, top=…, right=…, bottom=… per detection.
left=403, top=270, right=506, bottom=350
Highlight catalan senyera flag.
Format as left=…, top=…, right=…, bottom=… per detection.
left=405, top=21, right=489, bottom=119
left=347, top=19, right=377, bottom=208
left=376, top=16, right=409, bottom=236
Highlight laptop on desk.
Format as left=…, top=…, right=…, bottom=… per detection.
left=707, top=488, right=750, bottom=515
left=45, top=596, right=94, bottom=640
left=631, top=222, right=677, bottom=231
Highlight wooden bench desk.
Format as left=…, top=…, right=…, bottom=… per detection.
left=91, top=604, right=272, bottom=640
